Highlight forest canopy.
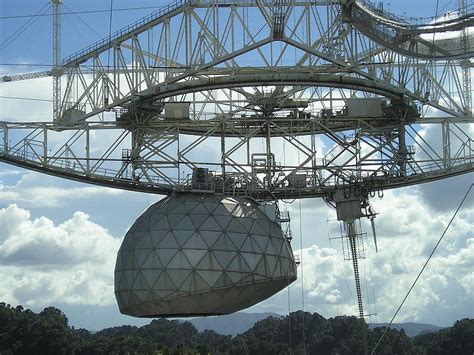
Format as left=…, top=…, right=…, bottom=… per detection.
left=0, top=302, right=472, bottom=354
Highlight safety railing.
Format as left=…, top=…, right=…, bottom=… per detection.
left=62, top=0, right=193, bottom=66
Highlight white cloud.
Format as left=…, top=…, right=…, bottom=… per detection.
left=0, top=167, right=160, bottom=237
left=250, top=182, right=474, bottom=327
left=0, top=168, right=26, bottom=177
left=0, top=75, right=53, bottom=122
left=0, top=172, right=124, bottom=208
left=0, top=204, right=120, bottom=308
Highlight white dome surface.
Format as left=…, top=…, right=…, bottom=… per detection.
left=114, top=193, right=297, bottom=317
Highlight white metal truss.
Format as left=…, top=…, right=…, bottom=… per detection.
left=1, top=112, right=472, bottom=200
left=0, top=0, right=473, bottom=202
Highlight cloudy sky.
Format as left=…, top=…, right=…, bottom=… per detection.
left=1, top=0, right=473, bottom=330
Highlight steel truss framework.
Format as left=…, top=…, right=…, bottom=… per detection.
left=1, top=0, right=473, bottom=202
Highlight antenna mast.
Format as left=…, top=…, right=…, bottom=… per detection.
left=332, top=188, right=377, bottom=319
left=52, top=0, right=63, bottom=122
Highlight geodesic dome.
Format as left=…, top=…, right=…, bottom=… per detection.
left=114, top=193, right=297, bottom=317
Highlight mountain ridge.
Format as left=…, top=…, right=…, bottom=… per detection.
left=368, top=322, right=444, bottom=337
left=188, top=312, right=282, bottom=335
left=186, top=312, right=444, bottom=337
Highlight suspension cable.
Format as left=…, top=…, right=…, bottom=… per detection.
left=0, top=95, right=52, bottom=102
left=0, top=5, right=169, bottom=20
left=107, top=0, right=114, bottom=69
left=299, top=197, right=306, bottom=354
left=370, top=183, right=473, bottom=354
left=64, top=4, right=102, bottom=39
left=287, top=275, right=292, bottom=354
left=0, top=2, right=51, bottom=51
left=297, top=132, right=306, bottom=354
left=283, top=122, right=292, bottom=354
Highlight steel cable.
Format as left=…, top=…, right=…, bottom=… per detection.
left=0, top=2, right=51, bottom=51
left=370, top=183, right=473, bottom=354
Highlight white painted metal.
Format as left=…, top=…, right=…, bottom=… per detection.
left=115, top=193, right=297, bottom=317
left=0, top=0, right=472, bottom=200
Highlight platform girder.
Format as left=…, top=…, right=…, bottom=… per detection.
left=0, top=0, right=473, bottom=200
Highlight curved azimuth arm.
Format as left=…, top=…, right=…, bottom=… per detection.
left=345, top=0, right=474, bottom=60
left=41, top=0, right=471, bottom=123
left=1, top=113, right=472, bottom=200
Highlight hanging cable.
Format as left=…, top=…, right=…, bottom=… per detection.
left=295, top=132, right=306, bottom=354
left=0, top=63, right=52, bottom=66
left=64, top=5, right=102, bottom=39
left=367, top=245, right=379, bottom=323
left=370, top=183, right=473, bottom=355
left=287, top=275, right=292, bottom=354
left=17, top=11, right=46, bottom=60
left=362, top=242, right=371, bottom=317
left=0, top=2, right=51, bottom=51
left=334, top=236, right=358, bottom=308
left=108, top=0, right=114, bottom=39
left=0, top=95, right=52, bottom=102
left=107, top=0, right=114, bottom=69
left=0, top=5, right=169, bottom=20
left=327, top=221, right=340, bottom=316
left=300, top=16, right=307, bottom=352
left=299, top=196, right=306, bottom=354
left=282, top=106, right=292, bottom=355
left=65, top=12, right=94, bottom=47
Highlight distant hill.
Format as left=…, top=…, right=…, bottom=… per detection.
left=188, top=312, right=282, bottom=335
left=369, top=322, right=443, bottom=337
left=189, top=313, right=444, bottom=337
